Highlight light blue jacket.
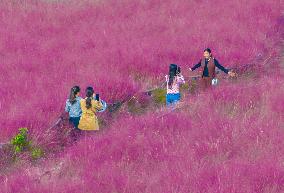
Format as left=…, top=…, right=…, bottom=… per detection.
left=65, top=96, right=82, bottom=117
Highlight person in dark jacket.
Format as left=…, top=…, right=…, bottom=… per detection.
left=189, top=48, right=236, bottom=89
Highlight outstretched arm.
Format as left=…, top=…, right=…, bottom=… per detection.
left=92, top=100, right=104, bottom=112
left=214, top=59, right=237, bottom=77
left=190, top=60, right=202, bottom=71
left=214, top=59, right=229, bottom=74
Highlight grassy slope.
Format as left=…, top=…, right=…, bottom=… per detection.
left=0, top=0, right=283, bottom=192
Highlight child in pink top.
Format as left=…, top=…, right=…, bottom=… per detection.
left=165, top=64, right=185, bottom=106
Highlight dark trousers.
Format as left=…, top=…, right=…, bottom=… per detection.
left=69, top=117, right=80, bottom=129
left=69, top=117, right=81, bottom=141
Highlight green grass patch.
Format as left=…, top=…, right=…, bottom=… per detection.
left=10, top=128, right=45, bottom=160
left=151, top=88, right=167, bottom=105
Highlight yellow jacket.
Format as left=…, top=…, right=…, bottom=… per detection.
left=78, top=98, right=103, bottom=131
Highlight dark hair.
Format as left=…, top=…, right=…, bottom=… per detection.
left=85, top=86, right=94, bottom=109
left=204, top=48, right=212, bottom=54
left=177, top=66, right=181, bottom=74
left=168, top=64, right=180, bottom=88
left=69, top=86, right=80, bottom=105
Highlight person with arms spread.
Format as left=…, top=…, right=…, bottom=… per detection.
left=189, top=48, right=236, bottom=89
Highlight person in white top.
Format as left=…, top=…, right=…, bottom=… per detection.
left=165, top=64, right=185, bottom=106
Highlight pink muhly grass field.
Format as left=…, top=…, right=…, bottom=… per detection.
left=0, top=0, right=283, bottom=192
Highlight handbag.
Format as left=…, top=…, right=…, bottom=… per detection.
left=211, top=78, right=218, bottom=86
